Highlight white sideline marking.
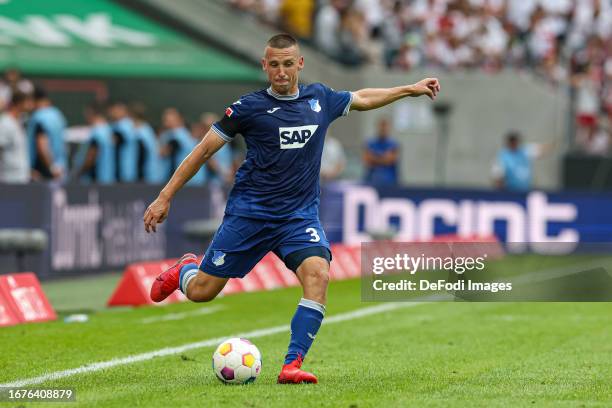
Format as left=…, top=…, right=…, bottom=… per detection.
left=0, top=302, right=426, bottom=388
left=140, top=306, right=224, bottom=324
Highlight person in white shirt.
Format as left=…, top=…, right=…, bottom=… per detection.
left=576, top=120, right=610, bottom=156
left=0, top=92, right=31, bottom=183
left=320, top=134, right=346, bottom=181
left=0, top=68, right=33, bottom=111
left=314, top=0, right=344, bottom=57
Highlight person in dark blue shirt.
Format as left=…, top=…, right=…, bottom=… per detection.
left=144, top=34, right=440, bottom=384
left=108, top=102, right=138, bottom=183
left=129, top=102, right=161, bottom=184
left=363, top=117, right=400, bottom=185
left=73, top=102, right=115, bottom=184
left=159, top=108, right=205, bottom=186
left=27, top=87, right=67, bottom=181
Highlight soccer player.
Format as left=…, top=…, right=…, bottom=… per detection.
left=73, top=102, right=115, bottom=184
left=129, top=102, right=161, bottom=184
left=159, top=107, right=206, bottom=186
left=108, top=101, right=138, bottom=183
left=27, top=87, right=67, bottom=181
left=144, top=34, right=440, bottom=384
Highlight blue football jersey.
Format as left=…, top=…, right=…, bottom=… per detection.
left=159, top=127, right=206, bottom=186
left=110, top=118, right=138, bottom=182
left=72, top=123, right=115, bottom=184
left=212, top=83, right=352, bottom=220
left=27, top=106, right=67, bottom=171
left=134, top=123, right=161, bottom=184
left=90, top=123, right=116, bottom=184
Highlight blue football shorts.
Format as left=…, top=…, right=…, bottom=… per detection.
left=199, top=214, right=331, bottom=279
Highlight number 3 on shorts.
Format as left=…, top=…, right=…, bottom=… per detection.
left=306, top=227, right=320, bottom=242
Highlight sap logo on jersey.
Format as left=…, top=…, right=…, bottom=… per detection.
left=279, top=125, right=319, bottom=149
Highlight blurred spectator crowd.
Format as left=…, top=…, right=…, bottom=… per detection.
left=228, top=0, right=612, bottom=155
left=0, top=68, right=242, bottom=185
left=228, top=0, right=610, bottom=73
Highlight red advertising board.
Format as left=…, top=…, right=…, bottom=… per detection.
left=0, top=273, right=57, bottom=324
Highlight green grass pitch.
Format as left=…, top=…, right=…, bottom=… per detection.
left=1, top=255, right=611, bottom=407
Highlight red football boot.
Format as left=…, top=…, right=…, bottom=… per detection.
left=150, top=253, right=198, bottom=302
left=277, top=355, right=318, bottom=384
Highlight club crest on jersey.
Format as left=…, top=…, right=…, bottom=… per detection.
left=212, top=251, right=226, bottom=266
left=225, top=107, right=234, bottom=117
left=279, top=125, right=319, bottom=149
left=308, top=99, right=321, bottom=113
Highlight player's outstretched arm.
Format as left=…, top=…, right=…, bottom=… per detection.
left=144, top=130, right=226, bottom=233
left=350, top=78, right=441, bottom=111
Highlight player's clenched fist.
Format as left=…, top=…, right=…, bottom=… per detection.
left=412, top=78, right=441, bottom=100
left=143, top=196, right=170, bottom=233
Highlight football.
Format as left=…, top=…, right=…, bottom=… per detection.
left=212, top=338, right=262, bottom=384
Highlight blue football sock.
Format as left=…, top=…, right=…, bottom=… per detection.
left=284, top=298, right=326, bottom=365
left=179, top=263, right=199, bottom=294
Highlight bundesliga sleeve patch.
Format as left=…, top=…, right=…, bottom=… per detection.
left=225, top=107, right=234, bottom=117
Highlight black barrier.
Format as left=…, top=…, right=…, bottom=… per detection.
left=0, top=183, right=222, bottom=278
left=563, top=154, right=612, bottom=191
